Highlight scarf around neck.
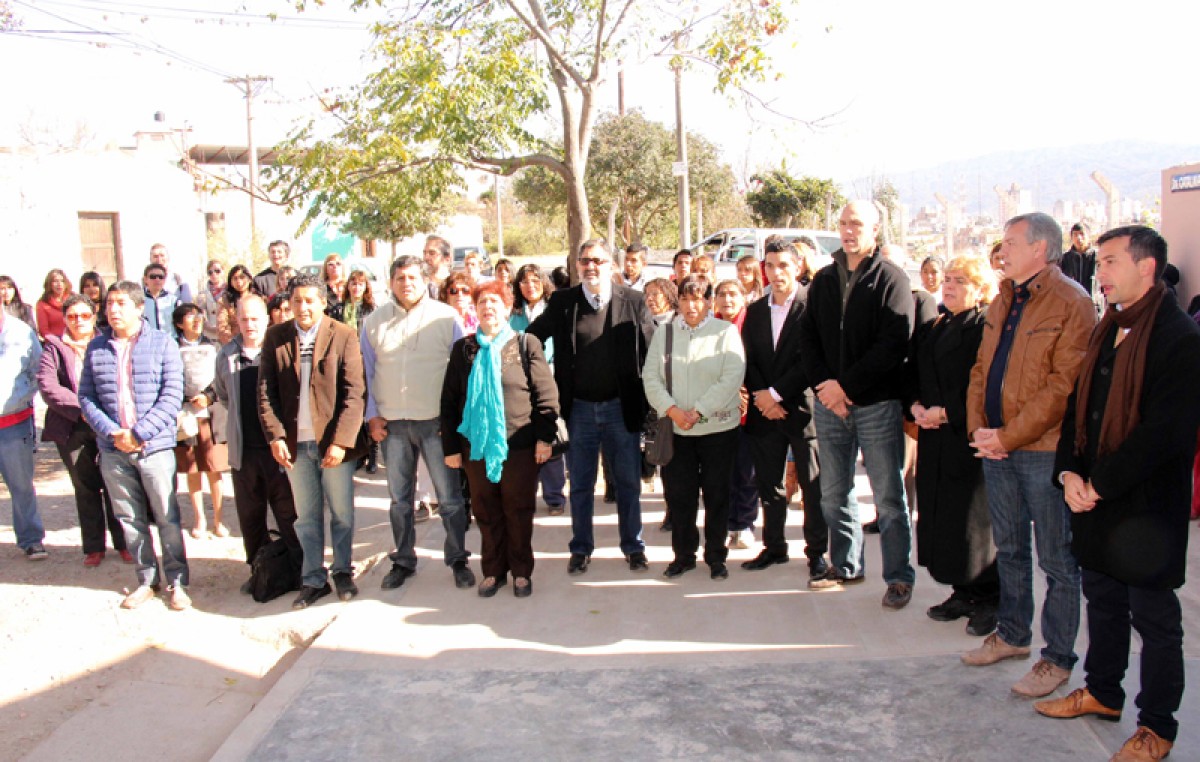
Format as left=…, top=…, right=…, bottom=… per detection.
left=458, top=323, right=515, bottom=482
left=1074, top=281, right=1166, bottom=459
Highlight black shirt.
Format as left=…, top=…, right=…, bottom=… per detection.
left=238, top=358, right=269, bottom=450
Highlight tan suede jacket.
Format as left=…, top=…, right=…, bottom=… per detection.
left=967, top=265, right=1097, bottom=452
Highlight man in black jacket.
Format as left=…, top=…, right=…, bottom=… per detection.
left=798, top=201, right=917, bottom=608
left=527, top=240, right=657, bottom=575
left=1059, top=222, right=1096, bottom=298
left=740, top=237, right=828, bottom=579
left=1034, top=226, right=1200, bottom=762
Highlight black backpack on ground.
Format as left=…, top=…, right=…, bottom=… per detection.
left=249, top=531, right=303, bottom=603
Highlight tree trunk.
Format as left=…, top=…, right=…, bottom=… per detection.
left=564, top=166, right=590, bottom=285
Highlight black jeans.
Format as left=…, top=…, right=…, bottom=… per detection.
left=662, top=427, right=738, bottom=566
left=1083, top=568, right=1184, bottom=742
left=57, top=423, right=125, bottom=554
left=746, top=424, right=826, bottom=562
left=231, top=446, right=299, bottom=565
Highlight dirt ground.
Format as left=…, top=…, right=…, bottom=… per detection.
left=0, top=432, right=394, bottom=762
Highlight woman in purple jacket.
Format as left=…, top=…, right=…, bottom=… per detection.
left=37, top=294, right=130, bottom=566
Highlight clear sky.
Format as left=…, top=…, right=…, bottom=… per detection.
left=5, top=0, right=1199, bottom=193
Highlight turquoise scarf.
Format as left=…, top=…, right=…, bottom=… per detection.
left=458, top=323, right=514, bottom=482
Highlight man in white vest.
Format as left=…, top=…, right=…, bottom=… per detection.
left=361, top=255, right=476, bottom=590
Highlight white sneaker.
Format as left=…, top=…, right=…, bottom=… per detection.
left=727, top=529, right=753, bottom=550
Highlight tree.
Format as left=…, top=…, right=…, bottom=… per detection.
left=745, top=165, right=843, bottom=229
left=334, top=173, right=452, bottom=250
left=874, top=179, right=902, bottom=243
left=272, top=0, right=794, bottom=270
left=513, top=110, right=736, bottom=247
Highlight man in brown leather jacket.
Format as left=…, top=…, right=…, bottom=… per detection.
left=961, top=212, right=1097, bottom=699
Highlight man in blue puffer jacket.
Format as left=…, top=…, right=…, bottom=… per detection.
left=80, top=281, right=190, bottom=611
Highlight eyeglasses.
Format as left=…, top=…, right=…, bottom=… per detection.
left=578, top=257, right=609, bottom=267
left=208, top=268, right=223, bottom=275
left=447, top=287, right=471, bottom=296
left=146, top=274, right=166, bottom=280
left=65, top=313, right=93, bottom=321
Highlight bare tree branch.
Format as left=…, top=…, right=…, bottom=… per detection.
left=589, top=0, right=608, bottom=83
left=600, top=0, right=637, bottom=51
left=499, top=0, right=587, bottom=89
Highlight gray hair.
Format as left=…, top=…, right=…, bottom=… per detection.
left=579, top=238, right=611, bottom=260
left=1006, top=212, right=1063, bottom=264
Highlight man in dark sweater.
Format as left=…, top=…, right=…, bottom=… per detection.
left=253, top=240, right=292, bottom=297
left=798, top=201, right=916, bottom=609
left=1060, top=222, right=1096, bottom=298
left=211, top=294, right=298, bottom=593
left=1034, top=226, right=1200, bottom=762
left=527, top=240, right=657, bottom=575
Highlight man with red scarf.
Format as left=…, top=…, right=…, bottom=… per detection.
left=1033, top=226, right=1200, bottom=762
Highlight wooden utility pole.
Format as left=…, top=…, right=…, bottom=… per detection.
left=226, top=75, right=272, bottom=240
left=672, top=38, right=690, bottom=249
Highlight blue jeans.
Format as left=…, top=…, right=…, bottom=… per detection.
left=381, top=419, right=468, bottom=570
left=0, top=418, right=43, bottom=549
left=539, top=454, right=566, bottom=508
left=814, top=399, right=915, bottom=585
left=983, top=451, right=1080, bottom=670
left=566, top=398, right=644, bottom=556
left=287, top=441, right=357, bottom=588
left=100, top=448, right=189, bottom=587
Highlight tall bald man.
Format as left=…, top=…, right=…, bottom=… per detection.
left=799, top=201, right=917, bottom=608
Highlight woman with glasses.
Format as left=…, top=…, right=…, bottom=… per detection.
left=78, top=272, right=108, bottom=331
left=173, top=303, right=229, bottom=539
left=193, top=260, right=226, bottom=341
left=36, top=269, right=73, bottom=340
left=643, top=278, right=678, bottom=327
left=643, top=275, right=746, bottom=580
left=37, top=294, right=131, bottom=566
left=0, top=275, right=37, bottom=331
left=217, top=265, right=260, bottom=344
left=441, top=272, right=478, bottom=334
left=441, top=280, right=559, bottom=598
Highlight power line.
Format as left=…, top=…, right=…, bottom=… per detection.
left=37, top=0, right=369, bottom=29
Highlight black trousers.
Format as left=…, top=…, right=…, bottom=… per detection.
left=1083, top=568, right=1184, bottom=742
left=57, top=424, right=125, bottom=554
left=746, top=424, right=826, bottom=561
left=662, top=427, right=738, bottom=566
left=231, top=446, right=299, bottom=565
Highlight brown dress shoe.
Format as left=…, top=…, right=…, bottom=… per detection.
left=1012, top=658, right=1071, bottom=697
left=1034, top=688, right=1121, bottom=721
left=961, top=632, right=1031, bottom=666
left=1111, top=726, right=1173, bottom=761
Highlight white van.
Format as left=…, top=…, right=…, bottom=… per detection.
left=692, top=228, right=842, bottom=280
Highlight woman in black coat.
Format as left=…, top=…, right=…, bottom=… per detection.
left=907, top=254, right=999, bottom=636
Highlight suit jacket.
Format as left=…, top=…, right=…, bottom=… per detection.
left=1055, top=297, right=1200, bottom=589
left=258, top=318, right=367, bottom=461
left=742, top=287, right=817, bottom=439
left=526, top=284, right=655, bottom=433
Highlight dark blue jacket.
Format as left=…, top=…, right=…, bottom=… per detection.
left=79, top=327, right=184, bottom=456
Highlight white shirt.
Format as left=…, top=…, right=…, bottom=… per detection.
left=766, top=288, right=797, bottom=402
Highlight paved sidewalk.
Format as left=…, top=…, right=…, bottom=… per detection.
left=211, top=474, right=1200, bottom=761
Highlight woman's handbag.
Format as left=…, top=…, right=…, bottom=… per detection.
left=519, top=333, right=569, bottom=456
left=643, top=325, right=675, bottom=466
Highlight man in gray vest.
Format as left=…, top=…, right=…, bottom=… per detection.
left=361, top=255, right=475, bottom=590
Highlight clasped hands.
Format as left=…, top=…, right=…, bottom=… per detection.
left=1061, top=472, right=1101, bottom=513
left=816, top=379, right=852, bottom=418
left=667, top=405, right=702, bottom=431
left=910, top=403, right=947, bottom=430
left=970, top=428, right=1009, bottom=460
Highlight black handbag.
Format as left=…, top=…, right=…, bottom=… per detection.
left=643, top=324, right=675, bottom=466
left=248, top=530, right=303, bottom=603
left=519, top=333, right=569, bottom=456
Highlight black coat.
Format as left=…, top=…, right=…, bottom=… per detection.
left=440, top=333, right=560, bottom=456
left=526, top=284, right=655, bottom=433
left=1055, top=297, right=1200, bottom=589
left=798, top=250, right=915, bottom=407
left=742, top=288, right=816, bottom=441
left=907, top=307, right=995, bottom=585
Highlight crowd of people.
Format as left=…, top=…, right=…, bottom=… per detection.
left=2, top=206, right=1198, bottom=761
